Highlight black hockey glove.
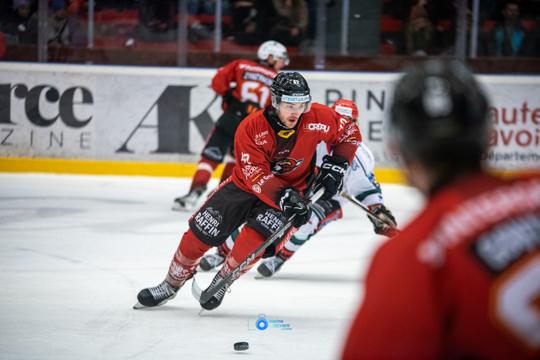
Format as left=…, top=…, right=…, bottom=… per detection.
left=277, top=188, right=312, bottom=228
left=367, top=204, right=398, bottom=237
left=314, top=155, right=348, bottom=200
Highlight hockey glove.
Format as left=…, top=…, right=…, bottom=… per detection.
left=314, top=155, right=348, bottom=200
left=367, top=203, right=398, bottom=237
left=278, top=188, right=312, bottom=228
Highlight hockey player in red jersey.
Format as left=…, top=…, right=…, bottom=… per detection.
left=342, top=60, right=540, bottom=359
left=197, top=99, right=398, bottom=276
left=173, top=40, right=289, bottom=211
left=135, top=71, right=361, bottom=311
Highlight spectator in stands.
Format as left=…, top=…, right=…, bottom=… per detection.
left=46, top=0, right=84, bottom=47
left=268, top=0, right=308, bottom=47
left=488, top=1, right=533, bottom=56
left=0, top=0, right=36, bottom=44
left=234, top=0, right=273, bottom=45
left=140, top=0, right=175, bottom=33
left=134, top=0, right=176, bottom=43
left=405, top=0, right=434, bottom=55
left=228, top=0, right=255, bottom=40
left=187, top=0, right=214, bottom=43
left=0, top=31, right=6, bottom=58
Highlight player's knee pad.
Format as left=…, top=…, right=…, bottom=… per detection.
left=229, top=226, right=266, bottom=265
left=178, top=230, right=213, bottom=260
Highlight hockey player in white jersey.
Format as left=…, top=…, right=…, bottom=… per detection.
left=198, top=99, right=397, bottom=277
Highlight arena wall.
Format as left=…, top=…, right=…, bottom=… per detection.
left=1, top=62, right=538, bottom=183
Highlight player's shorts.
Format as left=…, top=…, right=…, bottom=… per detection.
left=201, top=126, right=232, bottom=163
left=201, top=107, right=248, bottom=163
left=188, top=179, right=287, bottom=247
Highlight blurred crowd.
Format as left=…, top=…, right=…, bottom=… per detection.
left=0, top=0, right=539, bottom=57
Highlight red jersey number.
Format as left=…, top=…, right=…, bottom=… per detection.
left=492, top=254, right=540, bottom=352
left=240, top=81, right=271, bottom=108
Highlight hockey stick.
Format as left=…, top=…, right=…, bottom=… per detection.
left=192, top=188, right=325, bottom=304
left=340, top=192, right=400, bottom=233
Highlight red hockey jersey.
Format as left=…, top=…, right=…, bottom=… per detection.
left=211, top=59, right=277, bottom=109
left=342, top=172, right=540, bottom=360
left=232, top=102, right=361, bottom=209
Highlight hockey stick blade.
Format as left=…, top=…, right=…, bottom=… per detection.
left=341, top=192, right=400, bottom=233
left=191, top=277, right=203, bottom=302
left=193, top=188, right=325, bottom=305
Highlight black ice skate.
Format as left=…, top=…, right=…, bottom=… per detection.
left=200, top=273, right=229, bottom=311
left=199, top=251, right=226, bottom=271
left=133, top=280, right=179, bottom=309
left=256, top=255, right=286, bottom=278
left=172, top=186, right=206, bottom=212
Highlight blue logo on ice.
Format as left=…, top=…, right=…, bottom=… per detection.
left=256, top=314, right=269, bottom=330
left=249, top=314, right=292, bottom=331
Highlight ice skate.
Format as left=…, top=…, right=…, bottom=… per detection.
left=133, top=280, right=179, bottom=309
left=172, top=186, right=206, bottom=212
left=199, top=251, right=225, bottom=271
left=200, top=273, right=229, bottom=311
left=256, top=255, right=286, bottom=278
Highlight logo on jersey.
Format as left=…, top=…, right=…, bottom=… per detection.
left=277, top=129, right=295, bottom=139
left=241, top=152, right=250, bottom=163
left=271, top=157, right=303, bottom=175
left=254, top=131, right=269, bottom=146
left=303, top=123, right=329, bottom=133
left=339, top=123, right=360, bottom=145
left=338, top=117, right=349, bottom=131
left=242, top=164, right=261, bottom=179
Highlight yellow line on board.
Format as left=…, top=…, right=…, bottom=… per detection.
left=0, top=157, right=407, bottom=183
left=0, top=157, right=208, bottom=178
left=1, top=157, right=535, bottom=184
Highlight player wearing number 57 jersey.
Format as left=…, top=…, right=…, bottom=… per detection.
left=342, top=60, right=540, bottom=359
left=173, top=40, right=289, bottom=211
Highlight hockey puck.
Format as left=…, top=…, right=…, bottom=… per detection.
left=233, top=342, right=249, bottom=351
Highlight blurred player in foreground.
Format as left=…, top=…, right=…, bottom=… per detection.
left=198, top=99, right=398, bottom=277
left=342, top=60, right=540, bottom=359
left=173, top=40, right=289, bottom=211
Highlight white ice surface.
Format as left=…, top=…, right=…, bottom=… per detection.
left=0, top=173, right=423, bottom=360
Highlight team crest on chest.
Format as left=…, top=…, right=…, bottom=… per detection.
left=271, top=157, right=303, bottom=175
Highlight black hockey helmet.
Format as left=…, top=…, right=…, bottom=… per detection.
left=270, top=71, right=311, bottom=110
left=389, top=60, right=490, bottom=169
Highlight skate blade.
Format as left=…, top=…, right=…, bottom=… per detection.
left=133, top=302, right=147, bottom=310
left=254, top=274, right=273, bottom=280
left=171, top=203, right=194, bottom=212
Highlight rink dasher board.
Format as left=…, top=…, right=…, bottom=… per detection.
left=0, top=62, right=538, bottom=176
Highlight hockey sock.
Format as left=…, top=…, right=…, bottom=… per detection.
left=190, top=158, right=220, bottom=192
left=217, top=241, right=231, bottom=257
left=219, top=161, right=235, bottom=183
left=220, top=226, right=266, bottom=281
left=278, top=234, right=307, bottom=260
left=166, top=230, right=212, bottom=288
